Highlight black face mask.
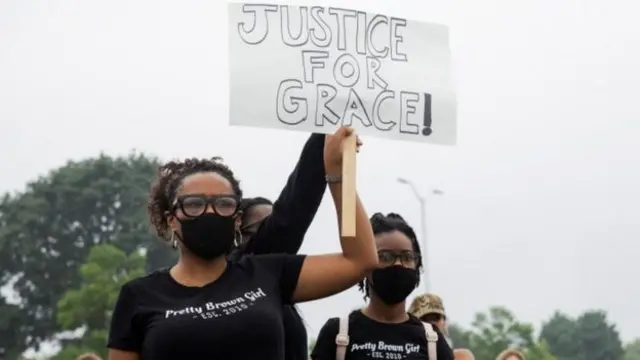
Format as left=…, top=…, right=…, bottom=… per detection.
left=176, top=213, right=237, bottom=260
left=369, top=265, right=418, bottom=305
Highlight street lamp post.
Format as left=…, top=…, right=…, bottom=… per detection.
left=397, top=178, right=442, bottom=293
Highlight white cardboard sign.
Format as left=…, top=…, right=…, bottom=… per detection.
left=228, top=3, right=457, bottom=145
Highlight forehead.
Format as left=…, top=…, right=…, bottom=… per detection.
left=176, top=172, right=234, bottom=196
left=247, top=204, right=273, bottom=221
left=375, top=230, right=413, bottom=251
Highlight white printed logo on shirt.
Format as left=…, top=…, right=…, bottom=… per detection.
left=350, top=341, right=422, bottom=359
left=164, top=287, right=267, bottom=320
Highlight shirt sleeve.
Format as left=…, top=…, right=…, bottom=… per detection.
left=311, top=317, right=339, bottom=360
left=256, top=254, right=307, bottom=304
left=242, top=133, right=326, bottom=256
left=107, top=283, right=142, bottom=352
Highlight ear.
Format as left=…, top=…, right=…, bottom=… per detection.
left=166, top=212, right=180, bottom=234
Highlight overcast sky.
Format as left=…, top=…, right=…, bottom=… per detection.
left=1, top=0, right=639, bottom=355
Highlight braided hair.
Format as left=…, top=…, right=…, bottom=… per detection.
left=358, top=212, right=423, bottom=300
left=147, top=157, right=242, bottom=240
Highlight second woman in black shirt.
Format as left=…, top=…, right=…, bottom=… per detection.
left=312, top=213, right=454, bottom=360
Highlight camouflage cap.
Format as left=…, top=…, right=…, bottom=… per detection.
left=408, top=293, right=446, bottom=319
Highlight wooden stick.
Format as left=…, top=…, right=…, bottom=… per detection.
left=341, top=133, right=357, bottom=237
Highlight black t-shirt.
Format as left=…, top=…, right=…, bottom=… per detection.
left=282, top=305, right=308, bottom=360
left=312, top=310, right=454, bottom=360
left=108, top=254, right=306, bottom=360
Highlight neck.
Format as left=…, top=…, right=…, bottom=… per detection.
left=171, top=252, right=227, bottom=287
left=363, top=295, right=408, bottom=323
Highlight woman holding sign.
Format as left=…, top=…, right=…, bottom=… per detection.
left=312, top=213, right=453, bottom=360
left=107, top=127, right=377, bottom=360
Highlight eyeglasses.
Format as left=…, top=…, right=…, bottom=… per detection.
left=173, top=194, right=240, bottom=218
left=378, top=250, right=420, bottom=266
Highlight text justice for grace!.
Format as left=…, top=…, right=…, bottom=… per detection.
left=237, top=5, right=434, bottom=137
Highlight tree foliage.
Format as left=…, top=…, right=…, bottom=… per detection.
left=454, top=306, right=556, bottom=360
left=540, top=310, right=623, bottom=360
left=0, top=153, right=175, bottom=356
left=448, top=323, right=472, bottom=349
left=539, top=312, right=581, bottom=360
left=624, top=339, right=640, bottom=360
left=467, top=306, right=534, bottom=359
left=50, top=244, right=144, bottom=360
left=0, top=301, right=24, bottom=359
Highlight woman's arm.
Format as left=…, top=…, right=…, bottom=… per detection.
left=108, top=349, right=139, bottom=360
left=292, top=127, right=377, bottom=302
left=241, top=133, right=326, bottom=255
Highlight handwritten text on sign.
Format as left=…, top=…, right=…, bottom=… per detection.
left=228, top=4, right=456, bottom=144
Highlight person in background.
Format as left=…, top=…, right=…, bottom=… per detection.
left=76, top=353, right=102, bottom=360
left=230, top=133, right=331, bottom=360
left=107, top=127, right=378, bottom=360
left=454, top=349, right=475, bottom=360
left=409, top=293, right=449, bottom=334
left=238, top=196, right=274, bottom=240
left=312, top=213, right=453, bottom=360
left=496, top=349, right=525, bottom=360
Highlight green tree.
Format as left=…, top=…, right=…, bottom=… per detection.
left=0, top=301, right=23, bottom=359
left=575, top=310, right=624, bottom=360
left=539, top=311, right=581, bottom=360
left=0, top=153, right=174, bottom=356
left=461, top=306, right=555, bottom=360
left=468, top=306, right=535, bottom=359
left=526, top=340, right=557, bottom=360
left=624, top=339, right=640, bottom=360
left=540, top=310, right=623, bottom=360
left=51, top=244, right=145, bottom=360
left=448, top=323, right=472, bottom=349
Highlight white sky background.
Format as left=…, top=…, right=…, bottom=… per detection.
left=1, top=0, right=639, bottom=355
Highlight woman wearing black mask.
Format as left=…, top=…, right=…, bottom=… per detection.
left=107, top=127, right=378, bottom=360
left=312, top=213, right=454, bottom=360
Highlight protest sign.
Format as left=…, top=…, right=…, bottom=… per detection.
left=228, top=3, right=456, bottom=145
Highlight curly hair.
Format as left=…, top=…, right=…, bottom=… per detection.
left=358, top=212, right=423, bottom=300
left=147, top=157, right=242, bottom=240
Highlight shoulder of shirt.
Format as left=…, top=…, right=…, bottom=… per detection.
left=407, top=315, right=448, bottom=338
left=229, top=253, right=268, bottom=266
left=407, top=313, right=424, bottom=324
left=348, top=309, right=363, bottom=319
left=120, top=268, right=171, bottom=292
left=320, top=316, right=340, bottom=333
